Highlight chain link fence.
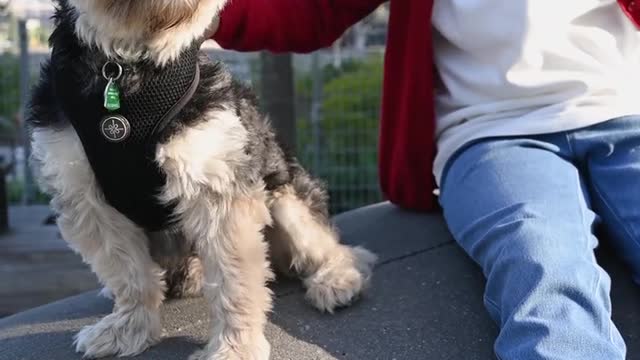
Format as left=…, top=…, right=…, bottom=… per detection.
left=0, top=7, right=388, bottom=214
left=290, top=51, right=384, bottom=214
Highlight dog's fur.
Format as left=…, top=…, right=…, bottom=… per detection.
left=28, top=1, right=377, bottom=359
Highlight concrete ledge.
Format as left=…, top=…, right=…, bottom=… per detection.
left=0, top=202, right=639, bottom=359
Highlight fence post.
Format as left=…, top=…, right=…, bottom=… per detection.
left=18, top=19, right=34, bottom=205
left=0, top=163, right=8, bottom=233
left=310, top=52, right=323, bottom=176
left=259, top=52, right=296, bottom=153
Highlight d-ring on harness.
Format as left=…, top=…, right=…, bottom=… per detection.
left=100, top=61, right=131, bottom=142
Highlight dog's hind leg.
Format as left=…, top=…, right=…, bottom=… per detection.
left=161, top=254, right=204, bottom=298
left=31, top=127, right=166, bottom=358
left=267, top=173, right=377, bottom=313
left=148, top=230, right=204, bottom=299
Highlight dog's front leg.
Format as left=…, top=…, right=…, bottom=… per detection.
left=56, top=199, right=165, bottom=359
left=31, top=128, right=166, bottom=358
left=181, top=189, right=274, bottom=360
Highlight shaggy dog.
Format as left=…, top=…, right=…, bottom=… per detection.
left=28, top=1, right=377, bottom=359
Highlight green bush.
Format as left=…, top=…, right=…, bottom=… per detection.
left=0, top=54, right=20, bottom=136
left=7, top=179, right=51, bottom=204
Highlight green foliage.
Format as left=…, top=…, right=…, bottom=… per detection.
left=296, top=55, right=383, bottom=214
left=0, top=49, right=48, bottom=205
left=0, top=54, right=20, bottom=136
left=7, top=179, right=51, bottom=204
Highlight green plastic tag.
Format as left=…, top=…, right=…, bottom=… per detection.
left=104, top=78, right=121, bottom=111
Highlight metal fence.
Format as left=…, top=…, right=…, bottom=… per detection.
left=0, top=14, right=387, bottom=215
left=289, top=51, right=384, bottom=214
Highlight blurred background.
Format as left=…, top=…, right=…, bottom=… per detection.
left=0, top=1, right=389, bottom=318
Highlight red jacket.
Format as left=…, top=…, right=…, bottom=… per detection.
left=213, top=0, right=640, bottom=212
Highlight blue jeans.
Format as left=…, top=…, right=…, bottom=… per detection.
left=439, top=116, right=640, bottom=359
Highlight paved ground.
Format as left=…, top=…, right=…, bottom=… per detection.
left=0, top=206, right=99, bottom=317
left=0, top=203, right=638, bottom=359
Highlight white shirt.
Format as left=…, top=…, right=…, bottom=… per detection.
left=432, top=0, right=640, bottom=185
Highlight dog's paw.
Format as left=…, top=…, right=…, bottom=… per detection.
left=304, top=245, right=377, bottom=313
left=189, top=334, right=270, bottom=360
left=74, top=308, right=161, bottom=358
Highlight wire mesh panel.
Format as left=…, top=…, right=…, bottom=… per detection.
left=294, top=7, right=388, bottom=214
left=293, top=52, right=384, bottom=214
left=2, top=15, right=51, bottom=204
left=0, top=53, right=19, bottom=127
left=0, top=14, right=26, bottom=203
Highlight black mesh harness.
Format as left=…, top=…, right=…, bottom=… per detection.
left=51, top=44, right=201, bottom=231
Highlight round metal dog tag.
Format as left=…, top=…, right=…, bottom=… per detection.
left=100, top=115, right=131, bottom=142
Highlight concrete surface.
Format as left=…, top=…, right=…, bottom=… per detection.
left=0, top=206, right=99, bottom=317
left=0, top=202, right=639, bottom=359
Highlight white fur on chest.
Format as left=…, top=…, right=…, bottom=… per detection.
left=156, top=109, right=250, bottom=204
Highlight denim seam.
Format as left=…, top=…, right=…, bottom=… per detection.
left=591, top=271, right=613, bottom=343
left=570, top=163, right=618, bottom=345
left=572, top=161, right=596, bottom=270
left=589, top=181, right=636, bottom=346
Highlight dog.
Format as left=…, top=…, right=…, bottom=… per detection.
left=27, top=1, right=377, bottom=359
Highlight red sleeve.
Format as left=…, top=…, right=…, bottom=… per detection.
left=212, top=0, right=386, bottom=53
